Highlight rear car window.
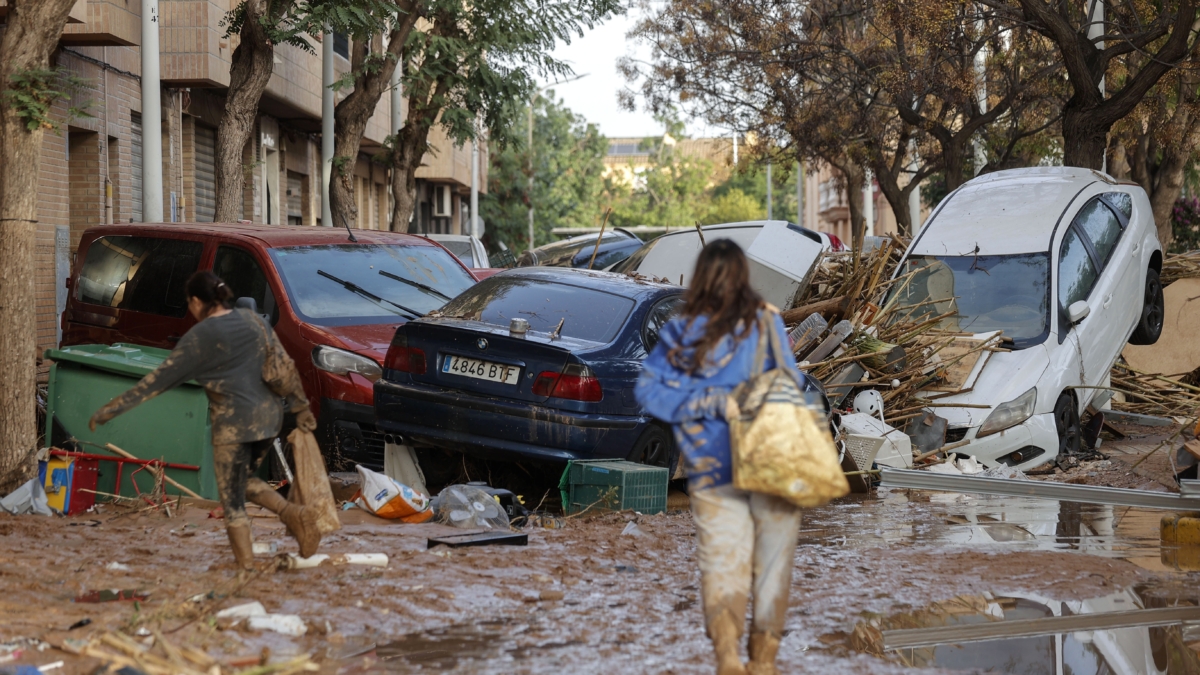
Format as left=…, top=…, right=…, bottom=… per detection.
left=438, top=275, right=637, bottom=343
left=1104, top=192, right=1133, bottom=219
left=1073, top=199, right=1122, bottom=266
left=77, top=236, right=202, bottom=317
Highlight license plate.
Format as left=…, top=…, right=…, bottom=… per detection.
left=441, top=355, right=521, bottom=385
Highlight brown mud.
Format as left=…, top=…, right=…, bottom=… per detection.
left=3, top=479, right=1196, bottom=675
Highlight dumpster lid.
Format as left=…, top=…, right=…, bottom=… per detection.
left=45, top=344, right=200, bottom=385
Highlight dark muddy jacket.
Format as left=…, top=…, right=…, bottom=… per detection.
left=95, top=309, right=308, bottom=445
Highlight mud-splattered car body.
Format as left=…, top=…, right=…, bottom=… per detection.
left=61, top=223, right=477, bottom=468
left=374, top=268, right=692, bottom=468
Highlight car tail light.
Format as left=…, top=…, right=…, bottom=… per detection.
left=827, top=234, right=846, bottom=251
left=531, top=364, right=602, bottom=402
left=384, top=333, right=426, bottom=374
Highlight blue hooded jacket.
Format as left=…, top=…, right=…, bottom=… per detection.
left=635, top=310, right=798, bottom=491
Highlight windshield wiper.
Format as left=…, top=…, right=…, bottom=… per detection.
left=378, top=269, right=452, bottom=302
left=317, top=270, right=420, bottom=319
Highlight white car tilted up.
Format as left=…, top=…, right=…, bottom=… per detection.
left=888, top=167, right=1164, bottom=471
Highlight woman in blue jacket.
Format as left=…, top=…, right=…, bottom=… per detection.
left=637, top=240, right=802, bottom=675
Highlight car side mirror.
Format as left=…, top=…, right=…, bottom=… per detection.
left=1067, top=300, right=1090, bottom=325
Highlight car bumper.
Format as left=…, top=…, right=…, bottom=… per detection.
left=318, top=398, right=387, bottom=470
left=374, top=380, right=649, bottom=464
left=948, top=412, right=1060, bottom=471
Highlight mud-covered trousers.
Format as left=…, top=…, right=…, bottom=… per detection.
left=214, top=439, right=275, bottom=529
left=691, top=484, right=802, bottom=640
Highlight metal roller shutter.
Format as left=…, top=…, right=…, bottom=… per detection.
left=132, top=113, right=143, bottom=223
left=286, top=172, right=302, bottom=225
left=194, top=124, right=216, bottom=222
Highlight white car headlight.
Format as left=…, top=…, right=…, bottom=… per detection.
left=312, top=345, right=382, bottom=382
left=977, top=387, right=1037, bottom=437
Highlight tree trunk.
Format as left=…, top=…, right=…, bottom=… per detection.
left=873, top=160, right=914, bottom=236
left=0, top=0, right=79, bottom=493
left=942, top=141, right=968, bottom=192
left=827, top=158, right=865, bottom=248
left=331, top=11, right=418, bottom=232
left=214, top=0, right=275, bottom=223
left=1061, top=106, right=1110, bottom=169
left=388, top=82, right=448, bottom=231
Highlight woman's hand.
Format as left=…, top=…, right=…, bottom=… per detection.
left=88, top=409, right=113, bottom=432
left=295, top=409, right=318, bottom=433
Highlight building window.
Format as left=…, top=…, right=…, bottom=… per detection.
left=333, top=32, right=349, bottom=59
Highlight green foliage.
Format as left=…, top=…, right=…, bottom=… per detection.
left=5, top=68, right=91, bottom=133
left=706, top=188, right=764, bottom=223
left=1171, top=197, right=1200, bottom=253
left=400, top=0, right=620, bottom=150
left=710, top=164, right=797, bottom=223
left=481, top=93, right=608, bottom=250
left=608, top=138, right=714, bottom=230
left=223, top=0, right=404, bottom=55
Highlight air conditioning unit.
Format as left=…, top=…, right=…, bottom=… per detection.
left=432, top=185, right=453, bottom=217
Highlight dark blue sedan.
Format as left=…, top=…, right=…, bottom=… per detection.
left=373, top=267, right=686, bottom=469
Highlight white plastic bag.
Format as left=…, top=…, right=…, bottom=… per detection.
left=352, top=465, right=432, bottom=523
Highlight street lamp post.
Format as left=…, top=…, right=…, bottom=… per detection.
left=527, top=73, right=588, bottom=251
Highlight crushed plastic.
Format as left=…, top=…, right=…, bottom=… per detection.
left=430, top=485, right=510, bottom=530
left=979, top=464, right=1029, bottom=480
left=0, top=477, right=52, bottom=516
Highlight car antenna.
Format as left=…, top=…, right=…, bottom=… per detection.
left=339, top=213, right=357, bottom=243
left=549, top=317, right=565, bottom=340
left=694, top=221, right=706, bottom=247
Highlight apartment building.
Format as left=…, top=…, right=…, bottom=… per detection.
left=35, top=0, right=484, bottom=358
left=801, top=163, right=909, bottom=243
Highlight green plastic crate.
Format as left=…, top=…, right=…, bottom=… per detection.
left=561, top=459, right=668, bottom=515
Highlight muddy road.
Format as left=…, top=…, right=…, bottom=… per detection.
left=5, top=469, right=1200, bottom=675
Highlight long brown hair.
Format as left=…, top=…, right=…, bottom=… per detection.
left=668, top=239, right=764, bottom=373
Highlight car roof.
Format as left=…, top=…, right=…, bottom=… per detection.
left=494, top=266, right=680, bottom=300
left=80, top=222, right=443, bottom=249
left=912, top=167, right=1115, bottom=256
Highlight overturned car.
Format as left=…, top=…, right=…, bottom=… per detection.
left=887, top=167, right=1163, bottom=471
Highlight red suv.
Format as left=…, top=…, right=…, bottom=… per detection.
left=61, top=223, right=478, bottom=468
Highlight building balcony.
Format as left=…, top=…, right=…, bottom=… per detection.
left=60, top=0, right=140, bottom=47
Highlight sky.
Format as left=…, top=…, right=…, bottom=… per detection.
left=544, top=9, right=665, bottom=139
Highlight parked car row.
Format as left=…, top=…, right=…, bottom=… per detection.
left=59, top=168, right=1165, bottom=477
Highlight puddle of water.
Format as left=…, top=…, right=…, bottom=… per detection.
left=800, top=490, right=1181, bottom=572
left=849, top=588, right=1200, bottom=674
left=73, top=589, right=149, bottom=603
left=366, top=619, right=580, bottom=671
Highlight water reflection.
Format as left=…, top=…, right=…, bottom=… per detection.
left=849, top=588, right=1200, bottom=674
left=799, top=490, right=1171, bottom=571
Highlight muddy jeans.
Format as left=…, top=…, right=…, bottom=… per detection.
left=691, top=484, right=802, bottom=639
left=214, top=439, right=275, bottom=529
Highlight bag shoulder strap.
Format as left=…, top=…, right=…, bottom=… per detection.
left=749, top=312, right=770, bottom=377
left=761, top=307, right=806, bottom=387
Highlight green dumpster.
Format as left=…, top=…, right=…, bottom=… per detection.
left=44, top=343, right=218, bottom=500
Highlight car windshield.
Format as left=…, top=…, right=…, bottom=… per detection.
left=437, top=275, right=637, bottom=343
left=886, top=253, right=1050, bottom=348
left=269, top=244, right=476, bottom=326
